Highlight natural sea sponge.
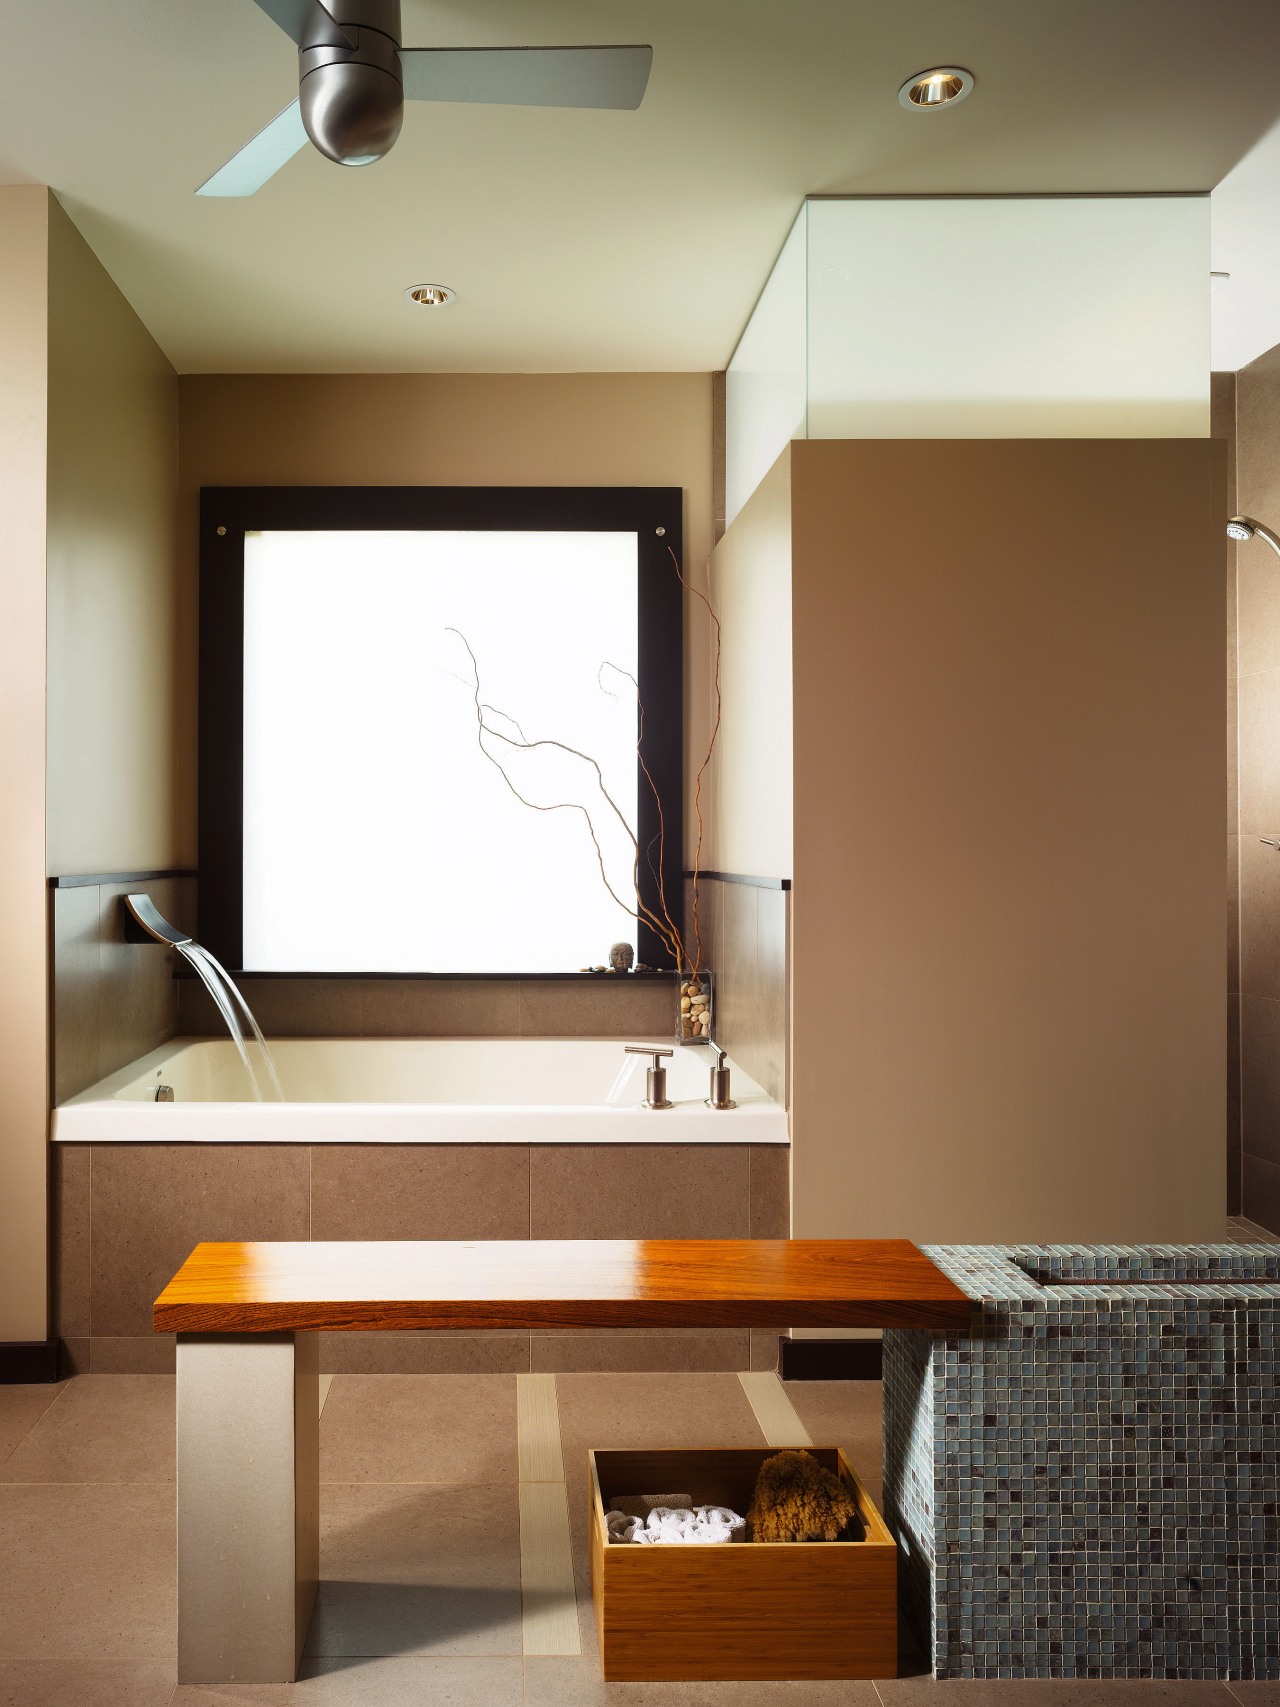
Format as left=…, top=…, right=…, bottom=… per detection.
left=747, top=1449, right=857, bottom=1543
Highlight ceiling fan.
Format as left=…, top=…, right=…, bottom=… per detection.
left=198, top=0, right=653, bottom=196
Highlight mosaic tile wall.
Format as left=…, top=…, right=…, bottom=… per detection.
left=883, top=1245, right=1280, bottom=1680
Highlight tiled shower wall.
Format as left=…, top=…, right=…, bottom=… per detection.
left=1235, top=343, right=1280, bottom=1232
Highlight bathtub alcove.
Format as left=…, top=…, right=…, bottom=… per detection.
left=50, top=1033, right=792, bottom=1377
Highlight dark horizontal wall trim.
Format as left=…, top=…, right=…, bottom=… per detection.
left=0, top=1340, right=61, bottom=1383
left=50, top=869, right=197, bottom=890
left=174, top=969, right=678, bottom=982
left=779, top=1337, right=883, bottom=1381
left=685, top=869, right=792, bottom=891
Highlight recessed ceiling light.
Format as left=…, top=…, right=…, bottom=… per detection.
left=898, top=67, right=974, bottom=111
left=404, top=284, right=456, bottom=307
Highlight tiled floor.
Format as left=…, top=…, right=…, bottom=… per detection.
left=1, top=1344, right=1277, bottom=1703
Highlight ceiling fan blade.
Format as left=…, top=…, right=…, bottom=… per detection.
left=249, top=0, right=354, bottom=48
left=400, top=44, right=653, bottom=110
left=196, top=99, right=309, bottom=196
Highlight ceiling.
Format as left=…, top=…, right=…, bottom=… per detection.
left=3, top=0, right=1280, bottom=374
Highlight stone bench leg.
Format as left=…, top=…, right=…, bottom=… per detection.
left=176, top=1331, right=319, bottom=1684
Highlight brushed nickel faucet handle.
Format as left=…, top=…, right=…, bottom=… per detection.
left=624, top=1044, right=674, bottom=1109
left=707, top=1047, right=736, bottom=1111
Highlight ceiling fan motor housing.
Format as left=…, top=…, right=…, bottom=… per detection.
left=299, top=0, right=404, bottom=166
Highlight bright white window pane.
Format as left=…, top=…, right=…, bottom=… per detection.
left=242, top=529, right=639, bottom=972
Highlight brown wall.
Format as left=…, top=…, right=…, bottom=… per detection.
left=1235, top=342, right=1280, bottom=1231
left=788, top=438, right=1226, bottom=1243
left=0, top=187, right=52, bottom=1341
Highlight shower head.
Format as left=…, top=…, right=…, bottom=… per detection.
left=121, top=893, right=192, bottom=948
left=1228, top=515, right=1280, bottom=558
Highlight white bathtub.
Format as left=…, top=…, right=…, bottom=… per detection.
left=51, top=1036, right=788, bottom=1145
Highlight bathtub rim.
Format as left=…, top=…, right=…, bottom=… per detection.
left=51, top=1035, right=790, bottom=1146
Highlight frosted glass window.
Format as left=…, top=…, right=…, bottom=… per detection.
left=241, top=529, right=640, bottom=972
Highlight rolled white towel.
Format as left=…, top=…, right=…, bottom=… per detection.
left=606, top=1504, right=745, bottom=1545
left=612, top=1493, right=693, bottom=1520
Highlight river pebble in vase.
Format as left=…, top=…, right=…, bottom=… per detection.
left=677, top=970, right=713, bottom=1044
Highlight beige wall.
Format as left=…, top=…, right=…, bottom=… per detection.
left=707, top=446, right=792, bottom=880
left=1235, top=342, right=1280, bottom=1231
left=787, top=438, right=1226, bottom=1244
left=176, top=373, right=713, bottom=866
left=45, top=200, right=180, bottom=875
left=0, top=187, right=51, bottom=1340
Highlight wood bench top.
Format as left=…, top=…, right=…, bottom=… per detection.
left=153, top=1238, right=971, bottom=1334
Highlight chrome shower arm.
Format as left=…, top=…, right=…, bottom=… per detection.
left=122, top=893, right=192, bottom=947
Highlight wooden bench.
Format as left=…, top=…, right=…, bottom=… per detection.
left=158, top=1237, right=969, bottom=1684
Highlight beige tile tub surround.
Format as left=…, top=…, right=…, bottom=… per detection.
left=55, top=1140, right=791, bottom=1373
left=176, top=970, right=676, bottom=1039
left=310, top=1144, right=530, bottom=1242
left=684, top=873, right=790, bottom=1109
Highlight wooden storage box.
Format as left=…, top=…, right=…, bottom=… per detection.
left=588, top=1446, right=897, bottom=1682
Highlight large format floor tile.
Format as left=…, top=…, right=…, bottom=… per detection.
left=170, top=1655, right=523, bottom=1705
left=0, top=1484, right=175, bottom=1660
left=781, top=1378, right=884, bottom=1506
left=306, top=1482, right=522, bottom=1659
left=0, top=1383, right=66, bottom=1467
left=320, top=1375, right=518, bottom=1484
left=0, top=1376, right=174, bottom=1485
left=0, top=1657, right=176, bottom=1707
left=525, top=1657, right=882, bottom=1704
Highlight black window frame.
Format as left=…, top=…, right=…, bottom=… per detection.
left=198, top=484, right=684, bottom=975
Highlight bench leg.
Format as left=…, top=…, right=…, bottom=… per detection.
left=176, top=1331, right=319, bottom=1683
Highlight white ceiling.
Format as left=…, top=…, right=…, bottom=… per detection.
left=3, top=0, right=1280, bottom=374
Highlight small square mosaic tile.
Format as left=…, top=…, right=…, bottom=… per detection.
left=882, top=1245, right=1280, bottom=1681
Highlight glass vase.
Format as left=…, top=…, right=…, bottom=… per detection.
left=677, top=968, right=714, bottom=1045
